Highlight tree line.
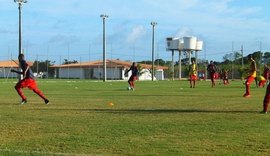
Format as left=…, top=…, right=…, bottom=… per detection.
left=30, top=51, right=269, bottom=79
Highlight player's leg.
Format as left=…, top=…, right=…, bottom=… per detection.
left=189, top=76, right=192, bottom=88
left=130, top=76, right=135, bottom=89
left=262, top=84, right=270, bottom=113
left=15, top=80, right=27, bottom=104
left=193, top=75, right=196, bottom=88
left=244, top=76, right=250, bottom=96
left=262, top=80, right=266, bottom=87
left=244, top=76, right=255, bottom=97
left=210, top=73, right=214, bottom=87
left=29, top=79, right=49, bottom=104
left=128, top=77, right=132, bottom=89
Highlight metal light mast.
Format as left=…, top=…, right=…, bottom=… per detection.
left=14, top=0, right=27, bottom=56
left=151, top=22, right=157, bottom=81
left=100, top=14, right=109, bottom=82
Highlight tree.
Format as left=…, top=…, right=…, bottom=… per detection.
left=252, top=51, right=263, bottom=63
left=263, top=52, right=270, bottom=64
left=32, top=60, right=55, bottom=78
left=154, top=59, right=166, bottom=66
left=62, top=59, right=78, bottom=65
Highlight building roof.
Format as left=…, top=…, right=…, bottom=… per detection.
left=0, top=60, right=33, bottom=68
left=51, top=59, right=168, bottom=70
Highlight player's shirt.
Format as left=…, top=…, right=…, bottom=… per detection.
left=20, top=59, right=34, bottom=79
left=129, top=66, right=138, bottom=76
left=207, top=64, right=216, bottom=74
left=249, top=59, right=256, bottom=78
left=189, top=64, right=197, bottom=76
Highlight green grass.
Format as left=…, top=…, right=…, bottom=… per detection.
left=0, top=79, right=270, bottom=155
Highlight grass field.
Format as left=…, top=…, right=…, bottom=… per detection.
left=0, top=79, right=270, bottom=156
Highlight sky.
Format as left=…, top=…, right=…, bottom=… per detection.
left=1, top=0, right=270, bottom=64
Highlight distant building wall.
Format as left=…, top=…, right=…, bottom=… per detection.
left=0, top=67, right=18, bottom=78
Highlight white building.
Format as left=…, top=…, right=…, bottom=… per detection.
left=0, top=60, right=33, bottom=78
left=51, top=59, right=168, bottom=80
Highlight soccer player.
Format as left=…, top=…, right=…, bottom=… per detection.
left=243, top=54, right=256, bottom=98
left=222, top=69, right=229, bottom=85
left=207, top=61, right=217, bottom=87
left=125, top=62, right=138, bottom=91
left=188, top=60, right=197, bottom=88
left=262, top=68, right=270, bottom=114
left=11, top=54, right=49, bottom=105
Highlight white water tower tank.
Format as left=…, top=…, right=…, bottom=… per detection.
left=183, top=36, right=197, bottom=50
left=166, top=37, right=179, bottom=50
left=196, top=40, right=203, bottom=51
left=179, top=38, right=184, bottom=51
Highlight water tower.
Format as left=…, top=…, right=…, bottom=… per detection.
left=166, top=36, right=203, bottom=80
left=166, top=37, right=180, bottom=80
left=183, top=36, right=197, bottom=64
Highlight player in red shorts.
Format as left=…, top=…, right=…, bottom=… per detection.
left=188, top=60, right=197, bottom=88
left=243, top=54, right=256, bottom=98
left=207, top=61, right=217, bottom=88
left=125, top=62, right=138, bottom=91
left=11, top=54, right=49, bottom=105
left=262, top=64, right=270, bottom=114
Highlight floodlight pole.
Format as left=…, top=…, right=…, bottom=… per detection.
left=151, top=22, right=157, bottom=81
left=15, top=0, right=27, bottom=55
left=100, top=14, right=108, bottom=82
left=14, top=0, right=27, bottom=81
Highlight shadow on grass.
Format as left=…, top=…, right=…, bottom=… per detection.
left=36, top=108, right=259, bottom=114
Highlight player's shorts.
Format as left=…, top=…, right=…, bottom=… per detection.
left=245, top=75, right=255, bottom=85
left=190, top=74, right=197, bottom=81
left=16, top=78, right=37, bottom=90
left=259, top=80, right=267, bottom=87
left=129, top=75, right=137, bottom=81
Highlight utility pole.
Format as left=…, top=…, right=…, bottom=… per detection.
left=14, top=0, right=27, bottom=80
left=150, top=22, right=157, bottom=81
left=100, top=14, right=109, bottom=82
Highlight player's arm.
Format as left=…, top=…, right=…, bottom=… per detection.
left=10, top=69, right=23, bottom=74
left=125, top=67, right=131, bottom=75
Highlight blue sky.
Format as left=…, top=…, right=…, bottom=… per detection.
left=1, top=0, right=270, bottom=64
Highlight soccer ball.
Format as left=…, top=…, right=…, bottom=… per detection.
left=127, top=87, right=131, bottom=90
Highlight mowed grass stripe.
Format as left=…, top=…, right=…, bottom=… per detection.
left=0, top=79, right=269, bottom=155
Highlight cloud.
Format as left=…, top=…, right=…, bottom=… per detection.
left=173, top=27, right=194, bottom=37
left=126, top=25, right=147, bottom=44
